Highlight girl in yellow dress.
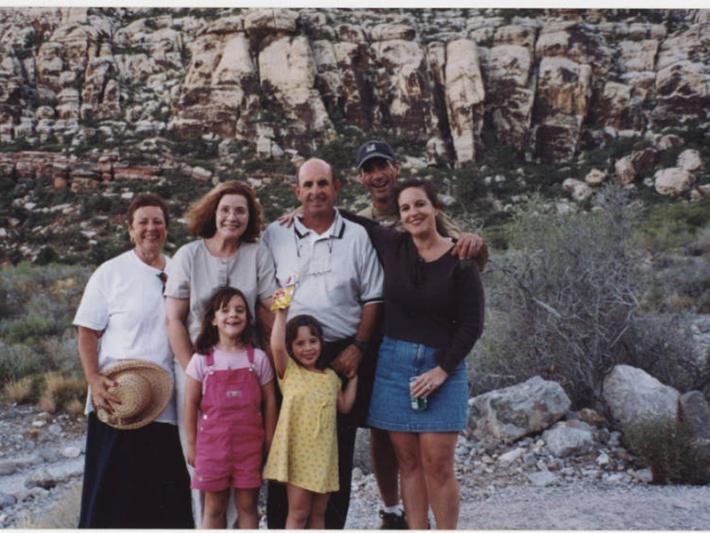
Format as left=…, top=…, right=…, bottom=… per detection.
left=264, top=290, right=358, bottom=529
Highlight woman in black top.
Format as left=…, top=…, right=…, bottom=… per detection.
left=350, top=179, right=484, bottom=529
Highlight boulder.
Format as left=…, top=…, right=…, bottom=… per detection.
left=468, top=376, right=571, bottom=443
left=654, top=167, right=695, bottom=196
left=562, top=178, right=593, bottom=202
left=679, top=391, right=710, bottom=440
left=25, top=468, right=56, bottom=490
left=543, top=421, right=594, bottom=457
left=0, top=461, right=17, bottom=476
left=656, top=134, right=683, bottom=151
left=602, top=365, right=679, bottom=428
left=679, top=391, right=710, bottom=483
left=677, top=149, right=704, bottom=173
left=528, top=469, right=558, bottom=487
left=614, top=155, right=636, bottom=185
left=584, top=168, right=606, bottom=186
left=498, top=446, right=525, bottom=467
left=630, top=148, right=657, bottom=177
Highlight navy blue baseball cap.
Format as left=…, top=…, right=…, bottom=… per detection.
left=355, top=140, right=396, bottom=169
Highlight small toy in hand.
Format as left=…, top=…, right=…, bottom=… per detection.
left=270, top=275, right=299, bottom=311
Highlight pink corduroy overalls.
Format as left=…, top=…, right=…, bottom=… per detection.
left=192, top=345, right=264, bottom=491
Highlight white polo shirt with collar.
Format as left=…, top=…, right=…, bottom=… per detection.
left=261, top=208, right=384, bottom=342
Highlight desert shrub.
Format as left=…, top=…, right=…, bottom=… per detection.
left=0, top=264, right=90, bottom=388
left=642, top=255, right=710, bottom=314
left=3, top=375, right=42, bottom=404
left=470, top=185, right=700, bottom=406
left=622, top=417, right=701, bottom=484
left=0, top=313, right=59, bottom=344
left=38, top=372, right=86, bottom=414
left=64, top=397, right=85, bottom=417
left=0, top=342, right=47, bottom=383
left=635, top=197, right=710, bottom=255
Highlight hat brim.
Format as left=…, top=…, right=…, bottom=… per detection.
left=357, top=152, right=395, bottom=169
left=97, top=360, right=173, bottom=430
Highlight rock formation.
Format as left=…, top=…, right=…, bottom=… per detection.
left=1, top=8, right=708, bottom=168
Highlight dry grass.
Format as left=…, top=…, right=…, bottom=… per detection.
left=38, top=372, right=86, bottom=414
left=3, top=375, right=38, bottom=403
left=64, top=397, right=85, bottom=417
left=15, top=481, right=81, bottom=528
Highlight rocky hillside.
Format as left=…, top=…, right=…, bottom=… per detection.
left=0, top=8, right=709, bottom=263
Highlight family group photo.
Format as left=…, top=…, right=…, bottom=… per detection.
left=0, top=5, right=709, bottom=530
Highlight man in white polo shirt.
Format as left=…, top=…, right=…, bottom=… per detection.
left=262, top=157, right=384, bottom=529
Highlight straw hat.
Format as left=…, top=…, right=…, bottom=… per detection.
left=96, top=360, right=173, bottom=430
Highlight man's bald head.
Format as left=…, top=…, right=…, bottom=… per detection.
left=294, top=157, right=341, bottom=221
left=297, top=158, right=334, bottom=186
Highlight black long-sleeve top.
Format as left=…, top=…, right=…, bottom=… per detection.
left=342, top=211, right=485, bottom=374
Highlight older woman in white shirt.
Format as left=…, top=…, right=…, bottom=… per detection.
left=75, top=193, right=192, bottom=528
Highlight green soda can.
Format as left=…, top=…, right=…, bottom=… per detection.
left=410, top=376, right=427, bottom=411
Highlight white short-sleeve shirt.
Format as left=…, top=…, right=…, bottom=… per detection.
left=164, top=240, right=277, bottom=343
left=73, top=250, right=177, bottom=424
left=261, top=209, right=384, bottom=342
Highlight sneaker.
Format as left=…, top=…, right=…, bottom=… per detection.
left=379, top=510, right=408, bottom=529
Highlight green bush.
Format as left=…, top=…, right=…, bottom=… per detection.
left=0, top=264, right=90, bottom=387
left=622, top=417, right=701, bottom=484
left=470, top=185, right=703, bottom=406
left=0, top=313, right=59, bottom=344
left=0, top=342, right=47, bottom=383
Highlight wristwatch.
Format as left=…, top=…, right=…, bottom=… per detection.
left=352, top=339, right=369, bottom=353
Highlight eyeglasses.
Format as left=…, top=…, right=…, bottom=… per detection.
left=157, top=272, right=167, bottom=295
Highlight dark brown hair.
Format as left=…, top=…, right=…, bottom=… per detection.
left=285, top=314, right=324, bottom=368
left=186, top=181, right=262, bottom=241
left=126, top=193, right=170, bottom=228
left=195, top=287, right=254, bottom=354
left=394, top=178, right=444, bottom=211
left=394, top=178, right=447, bottom=236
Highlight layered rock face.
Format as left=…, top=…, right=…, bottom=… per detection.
left=0, top=8, right=708, bottom=168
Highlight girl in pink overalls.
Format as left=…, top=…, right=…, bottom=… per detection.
left=184, top=287, right=277, bottom=528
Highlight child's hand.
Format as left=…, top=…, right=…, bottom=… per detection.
left=187, top=444, right=196, bottom=467
left=270, top=286, right=295, bottom=311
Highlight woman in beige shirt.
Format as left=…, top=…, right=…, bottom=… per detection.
left=164, top=181, right=277, bottom=525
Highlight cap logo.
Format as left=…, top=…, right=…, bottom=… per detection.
left=366, top=144, right=376, bottom=153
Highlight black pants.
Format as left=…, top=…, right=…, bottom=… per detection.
left=266, top=336, right=380, bottom=529
left=79, top=413, right=193, bottom=529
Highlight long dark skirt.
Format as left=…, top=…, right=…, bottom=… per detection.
left=79, top=413, right=193, bottom=529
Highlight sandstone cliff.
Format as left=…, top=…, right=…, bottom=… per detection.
left=1, top=8, right=708, bottom=167
left=0, top=8, right=709, bottom=263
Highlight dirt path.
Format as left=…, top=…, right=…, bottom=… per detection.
left=346, top=476, right=710, bottom=530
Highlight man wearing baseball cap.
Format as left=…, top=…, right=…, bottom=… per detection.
left=354, top=139, right=487, bottom=529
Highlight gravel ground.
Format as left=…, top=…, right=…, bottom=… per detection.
left=347, top=471, right=710, bottom=530
left=3, top=404, right=710, bottom=529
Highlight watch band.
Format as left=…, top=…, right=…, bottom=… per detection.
left=352, top=339, right=369, bottom=353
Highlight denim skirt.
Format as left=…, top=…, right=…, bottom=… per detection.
left=367, top=336, right=468, bottom=432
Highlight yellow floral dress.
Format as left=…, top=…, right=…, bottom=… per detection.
left=264, top=358, right=341, bottom=493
